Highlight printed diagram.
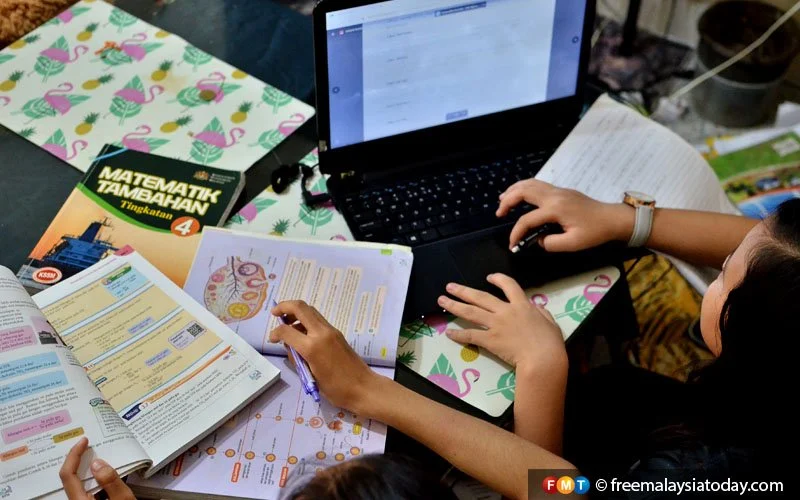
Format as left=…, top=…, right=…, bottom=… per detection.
left=204, top=257, right=269, bottom=323
left=146, top=360, right=388, bottom=498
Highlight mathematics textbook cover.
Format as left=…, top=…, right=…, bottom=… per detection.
left=17, top=145, right=244, bottom=291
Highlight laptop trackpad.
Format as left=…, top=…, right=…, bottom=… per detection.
left=447, top=230, right=520, bottom=288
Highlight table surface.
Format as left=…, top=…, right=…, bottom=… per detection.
left=0, top=0, right=318, bottom=271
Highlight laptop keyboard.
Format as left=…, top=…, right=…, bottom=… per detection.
left=340, top=149, right=554, bottom=246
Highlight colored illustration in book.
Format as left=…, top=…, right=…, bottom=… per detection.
left=0, top=54, right=15, bottom=65
left=34, top=36, right=88, bottom=81
left=174, top=72, right=241, bottom=109
left=15, top=83, right=90, bottom=121
left=485, top=371, right=515, bottom=401
left=75, top=113, right=100, bottom=135
left=189, top=117, right=245, bottom=165
left=231, top=102, right=253, bottom=123
left=76, top=23, right=100, bottom=41
left=8, top=34, right=38, bottom=50
left=0, top=96, right=9, bottom=107
left=230, top=198, right=277, bottom=225
left=151, top=60, right=173, bottom=82
left=427, top=354, right=480, bottom=398
left=114, top=125, right=169, bottom=153
left=204, top=257, right=269, bottom=324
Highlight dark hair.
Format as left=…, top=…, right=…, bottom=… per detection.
left=689, top=199, right=800, bottom=454
left=289, top=454, right=458, bottom=500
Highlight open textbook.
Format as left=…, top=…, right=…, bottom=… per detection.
left=182, top=228, right=414, bottom=366
left=535, top=95, right=740, bottom=293
left=0, top=251, right=279, bottom=499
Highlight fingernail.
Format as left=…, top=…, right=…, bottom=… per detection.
left=91, top=459, right=110, bottom=472
left=446, top=283, right=456, bottom=292
left=437, top=296, right=447, bottom=306
left=487, top=274, right=495, bottom=280
left=444, top=330, right=454, bottom=337
left=499, top=193, right=505, bottom=200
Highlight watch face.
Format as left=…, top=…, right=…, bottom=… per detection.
left=626, top=191, right=655, bottom=204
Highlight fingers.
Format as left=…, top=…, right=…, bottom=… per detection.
left=508, top=209, right=556, bottom=248
left=445, top=329, right=488, bottom=349
left=497, top=179, right=551, bottom=216
left=438, top=295, right=493, bottom=327
left=271, top=301, right=327, bottom=331
left=60, top=437, right=90, bottom=500
left=539, top=232, right=583, bottom=252
left=91, top=458, right=136, bottom=500
left=487, top=274, right=527, bottom=303
left=445, top=282, right=504, bottom=312
left=269, top=324, right=312, bottom=353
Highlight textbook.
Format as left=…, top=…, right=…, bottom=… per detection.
left=127, top=227, right=413, bottom=499
left=0, top=251, right=280, bottom=499
left=17, top=145, right=244, bottom=292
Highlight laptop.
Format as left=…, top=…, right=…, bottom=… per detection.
left=313, top=0, right=623, bottom=321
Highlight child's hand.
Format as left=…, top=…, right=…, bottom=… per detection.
left=497, top=179, right=634, bottom=251
left=438, top=274, right=566, bottom=372
left=60, top=437, right=136, bottom=500
left=269, top=301, right=381, bottom=414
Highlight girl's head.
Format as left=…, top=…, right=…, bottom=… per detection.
left=281, top=454, right=457, bottom=500
left=695, top=199, right=800, bottom=448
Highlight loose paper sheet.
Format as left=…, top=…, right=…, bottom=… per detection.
left=0, top=0, right=313, bottom=172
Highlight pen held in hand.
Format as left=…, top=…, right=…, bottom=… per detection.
left=510, top=223, right=562, bottom=254
left=272, top=300, right=321, bottom=403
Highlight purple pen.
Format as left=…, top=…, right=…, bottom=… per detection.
left=272, top=300, right=321, bottom=403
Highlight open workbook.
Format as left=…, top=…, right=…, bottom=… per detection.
left=180, top=228, right=414, bottom=367
left=0, top=251, right=280, bottom=499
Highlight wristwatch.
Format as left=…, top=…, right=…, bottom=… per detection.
left=623, top=191, right=656, bottom=248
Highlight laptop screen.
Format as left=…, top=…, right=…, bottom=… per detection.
left=325, top=0, right=586, bottom=149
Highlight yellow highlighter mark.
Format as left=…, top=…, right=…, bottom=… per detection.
left=53, top=427, right=84, bottom=443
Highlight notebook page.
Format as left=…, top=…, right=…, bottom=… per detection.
left=536, top=95, right=738, bottom=215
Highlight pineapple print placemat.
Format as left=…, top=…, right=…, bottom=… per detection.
left=0, top=0, right=313, bottom=172
left=225, top=155, right=620, bottom=417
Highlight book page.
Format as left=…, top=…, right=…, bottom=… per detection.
left=183, top=228, right=414, bottom=367
left=128, top=355, right=391, bottom=500
left=0, top=266, right=149, bottom=499
left=31, top=252, right=281, bottom=475
left=536, top=95, right=738, bottom=215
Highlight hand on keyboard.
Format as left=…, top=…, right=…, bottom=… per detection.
left=497, top=179, right=635, bottom=252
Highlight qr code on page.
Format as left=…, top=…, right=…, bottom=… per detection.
left=187, top=322, right=206, bottom=337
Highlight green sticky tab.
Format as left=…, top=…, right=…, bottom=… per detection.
left=381, top=249, right=393, bottom=256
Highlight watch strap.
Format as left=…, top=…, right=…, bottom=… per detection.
left=628, top=205, right=654, bottom=248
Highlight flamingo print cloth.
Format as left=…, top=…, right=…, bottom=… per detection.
left=224, top=152, right=620, bottom=417
left=0, top=0, right=313, bottom=172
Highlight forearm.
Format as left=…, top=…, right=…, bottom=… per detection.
left=611, top=205, right=757, bottom=268
left=512, top=356, right=568, bottom=455
left=359, top=376, right=573, bottom=500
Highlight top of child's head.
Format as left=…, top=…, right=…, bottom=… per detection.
left=281, top=454, right=458, bottom=500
